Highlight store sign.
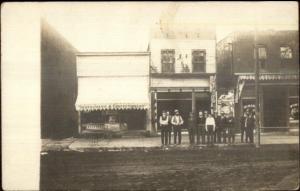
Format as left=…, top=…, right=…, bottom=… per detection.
left=85, top=123, right=105, bottom=130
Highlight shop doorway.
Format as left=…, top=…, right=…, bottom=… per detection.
left=123, top=110, right=146, bottom=130
left=263, top=87, right=288, bottom=127
left=196, top=97, right=211, bottom=114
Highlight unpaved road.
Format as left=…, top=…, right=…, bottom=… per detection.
left=40, top=144, right=299, bottom=190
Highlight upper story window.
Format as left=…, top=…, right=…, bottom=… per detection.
left=161, top=49, right=175, bottom=73
left=192, top=50, right=206, bottom=72
left=280, top=46, right=293, bottom=59
left=257, top=46, right=267, bottom=69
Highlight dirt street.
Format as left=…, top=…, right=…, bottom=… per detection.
left=40, top=144, right=299, bottom=190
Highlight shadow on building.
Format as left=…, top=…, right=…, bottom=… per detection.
left=41, top=19, right=78, bottom=139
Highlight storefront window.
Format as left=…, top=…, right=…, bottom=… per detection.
left=289, top=100, right=299, bottom=120
left=280, top=46, right=293, bottom=59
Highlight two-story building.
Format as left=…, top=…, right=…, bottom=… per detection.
left=217, top=30, right=299, bottom=130
left=149, top=24, right=217, bottom=131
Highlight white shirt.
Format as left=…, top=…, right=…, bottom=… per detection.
left=159, top=116, right=169, bottom=125
left=205, top=117, right=216, bottom=131
left=171, top=115, right=184, bottom=125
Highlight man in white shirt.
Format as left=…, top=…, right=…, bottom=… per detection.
left=205, top=113, right=216, bottom=145
left=171, top=109, right=184, bottom=145
left=159, top=111, right=169, bottom=145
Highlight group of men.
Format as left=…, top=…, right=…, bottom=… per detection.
left=159, top=109, right=256, bottom=146
left=187, top=110, right=236, bottom=145
left=159, top=109, right=184, bottom=145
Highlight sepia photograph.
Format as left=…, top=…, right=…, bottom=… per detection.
left=1, top=2, right=299, bottom=190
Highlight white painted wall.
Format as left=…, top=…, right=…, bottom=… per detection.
left=77, top=54, right=149, bottom=77
left=150, top=38, right=216, bottom=73
left=151, top=78, right=209, bottom=88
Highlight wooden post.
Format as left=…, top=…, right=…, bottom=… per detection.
left=254, top=29, right=261, bottom=148
left=146, top=92, right=152, bottom=131
left=192, top=90, right=196, bottom=115
left=154, top=91, right=158, bottom=132
left=78, top=111, right=82, bottom=134
left=259, top=86, right=264, bottom=130
left=286, top=86, right=290, bottom=128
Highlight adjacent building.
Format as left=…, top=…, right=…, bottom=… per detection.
left=149, top=24, right=217, bottom=130
left=41, top=20, right=78, bottom=139
left=217, top=30, right=299, bottom=130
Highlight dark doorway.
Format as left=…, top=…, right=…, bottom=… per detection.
left=196, top=98, right=211, bottom=114
left=124, top=111, right=146, bottom=130
left=263, top=86, right=288, bottom=127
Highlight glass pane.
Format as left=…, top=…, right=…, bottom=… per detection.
left=280, top=46, right=293, bottom=59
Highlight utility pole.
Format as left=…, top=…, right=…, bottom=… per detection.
left=254, top=29, right=261, bottom=148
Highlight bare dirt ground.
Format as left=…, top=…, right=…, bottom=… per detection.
left=40, top=144, right=299, bottom=190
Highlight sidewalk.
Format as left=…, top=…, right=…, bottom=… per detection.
left=42, top=133, right=299, bottom=152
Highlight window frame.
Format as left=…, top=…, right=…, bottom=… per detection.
left=161, top=49, right=175, bottom=73
left=280, top=45, right=293, bottom=60
left=191, top=49, right=206, bottom=73
left=254, top=45, right=268, bottom=69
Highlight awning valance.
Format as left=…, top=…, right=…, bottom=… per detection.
left=238, top=73, right=299, bottom=81
left=76, top=103, right=148, bottom=111
left=76, top=77, right=149, bottom=111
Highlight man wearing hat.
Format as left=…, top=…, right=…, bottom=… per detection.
left=227, top=112, right=235, bottom=144
left=196, top=111, right=206, bottom=144
left=187, top=112, right=196, bottom=144
left=159, top=110, right=169, bottom=145
left=205, top=113, right=216, bottom=145
left=214, top=111, right=221, bottom=143
left=219, top=111, right=227, bottom=143
left=166, top=111, right=172, bottom=144
left=171, top=109, right=184, bottom=145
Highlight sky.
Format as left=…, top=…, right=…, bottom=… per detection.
left=42, top=2, right=298, bottom=52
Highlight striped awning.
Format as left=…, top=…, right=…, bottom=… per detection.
left=238, top=73, right=299, bottom=81
left=75, top=77, right=149, bottom=111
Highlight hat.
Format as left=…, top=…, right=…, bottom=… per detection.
left=174, top=109, right=179, bottom=113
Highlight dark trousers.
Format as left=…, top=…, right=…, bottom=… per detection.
left=196, top=125, right=206, bottom=144
left=215, top=128, right=222, bottom=143
left=173, top=125, right=182, bottom=144
left=207, top=126, right=214, bottom=145
left=161, top=125, right=169, bottom=145
left=221, top=127, right=227, bottom=143
left=228, top=127, right=235, bottom=144
left=241, top=127, right=246, bottom=142
left=167, top=126, right=172, bottom=144
left=188, top=127, right=195, bottom=144
left=246, top=127, right=254, bottom=143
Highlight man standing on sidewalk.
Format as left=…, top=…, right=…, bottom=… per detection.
left=171, top=109, right=184, bottom=145
left=245, top=112, right=255, bottom=143
left=240, top=112, right=247, bottom=143
left=196, top=111, right=206, bottom=144
left=219, top=112, right=227, bottom=143
left=205, top=113, right=216, bottom=145
left=159, top=111, right=169, bottom=145
left=166, top=111, right=172, bottom=145
left=214, top=111, right=221, bottom=143
left=227, top=112, right=235, bottom=144
left=187, top=112, right=196, bottom=144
